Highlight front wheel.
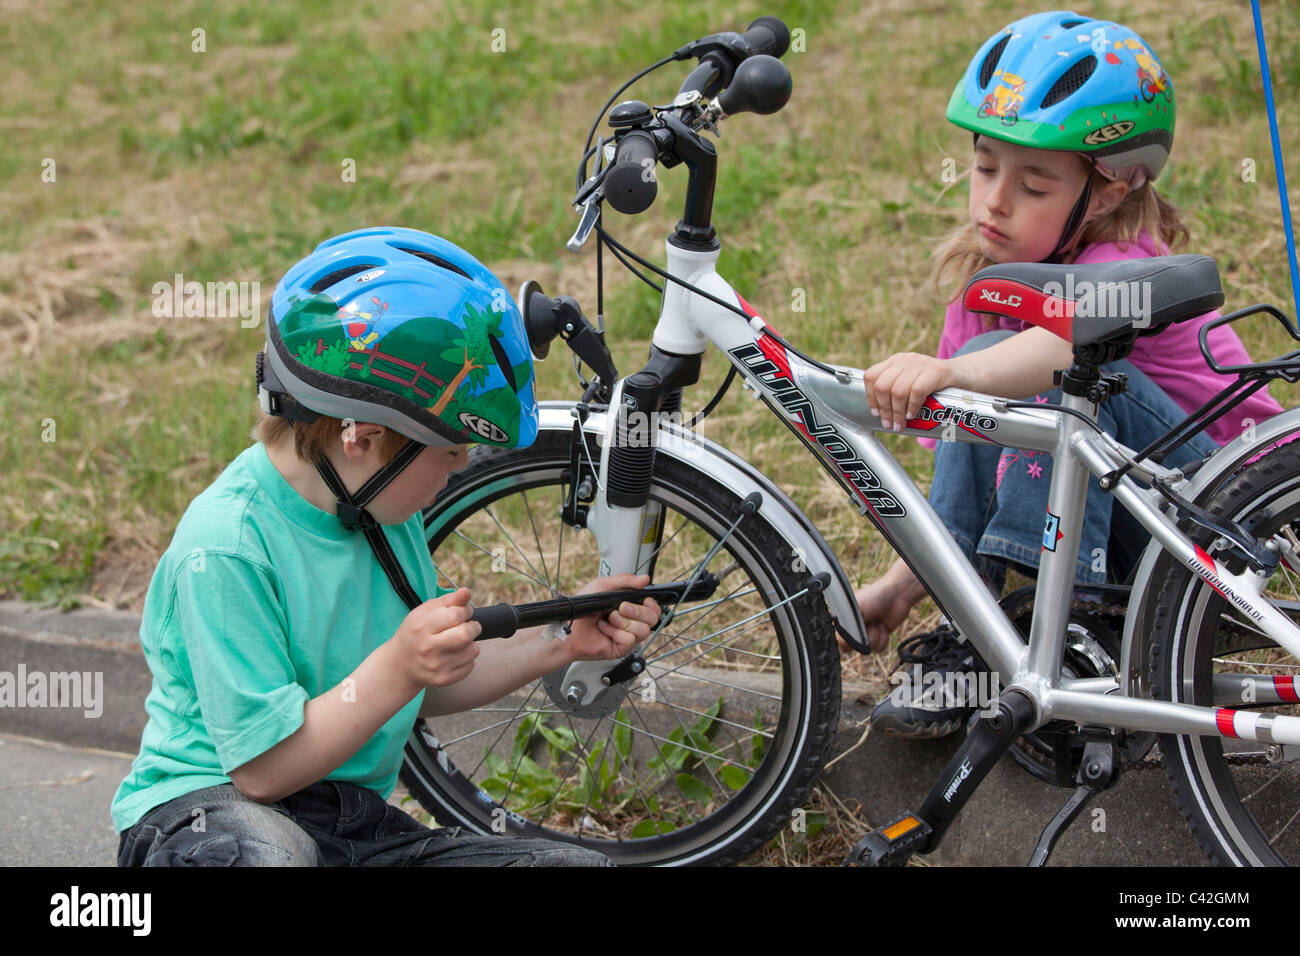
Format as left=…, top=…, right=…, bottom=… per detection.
left=400, top=428, right=841, bottom=865
left=1150, top=440, right=1300, bottom=865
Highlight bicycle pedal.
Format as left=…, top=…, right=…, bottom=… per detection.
left=842, top=813, right=932, bottom=867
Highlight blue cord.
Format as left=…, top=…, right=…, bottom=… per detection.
left=1252, top=0, right=1300, bottom=322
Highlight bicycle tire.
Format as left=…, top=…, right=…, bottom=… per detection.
left=399, top=428, right=841, bottom=865
left=1149, top=440, right=1300, bottom=865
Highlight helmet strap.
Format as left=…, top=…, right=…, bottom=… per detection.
left=314, top=439, right=428, bottom=610
left=1044, top=160, right=1097, bottom=264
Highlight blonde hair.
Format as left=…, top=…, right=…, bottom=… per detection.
left=930, top=160, right=1191, bottom=312
left=251, top=401, right=413, bottom=465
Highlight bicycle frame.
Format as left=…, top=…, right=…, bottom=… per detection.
left=561, top=236, right=1300, bottom=748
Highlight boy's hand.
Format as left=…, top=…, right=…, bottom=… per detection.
left=864, top=353, right=961, bottom=432
left=393, top=587, right=481, bottom=688
left=565, top=574, right=661, bottom=662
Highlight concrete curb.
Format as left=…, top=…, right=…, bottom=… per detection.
left=0, top=600, right=152, bottom=754
left=0, top=598, right=1210, bottom=866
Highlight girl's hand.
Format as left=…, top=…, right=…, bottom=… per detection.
left=863, top=353, right=961, bottom=431
left=565, top=574, right=661, bottom=662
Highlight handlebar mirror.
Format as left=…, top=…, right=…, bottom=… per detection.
left=519, top=280, right=562, bottom=360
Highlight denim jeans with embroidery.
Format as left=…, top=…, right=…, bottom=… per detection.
left=927, top=330, right=1219, bottom=590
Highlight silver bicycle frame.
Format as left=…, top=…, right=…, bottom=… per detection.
left=565, top=238, right=1300, bottom=746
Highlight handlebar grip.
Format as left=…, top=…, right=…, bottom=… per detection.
left=470, top=603, right=520, bottom=641
left=605, top=129, right=659, bottom=215
left=742, top=16, right=790, bottom=58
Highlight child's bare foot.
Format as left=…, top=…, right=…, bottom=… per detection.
left=844, top=559, right=929, bottom=654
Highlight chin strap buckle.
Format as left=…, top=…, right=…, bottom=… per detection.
left=336, top=500, right=377, bottom=532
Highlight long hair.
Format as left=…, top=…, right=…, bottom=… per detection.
left=930, top=160, right=1192, bottom=312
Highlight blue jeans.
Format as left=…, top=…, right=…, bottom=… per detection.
left=117, top=781, right=613, bottom=867
left=928, top=331, right=1218, bottom=589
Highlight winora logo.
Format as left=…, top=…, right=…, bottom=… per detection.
left=729, top=341, right=905, bottom=518
left=1189, top=546, right=1265, bottom=623
left=1083, top=121, right=1135, bottom=145
left=459, top=412, right=507, bottom=443
left=979, top=288, right=1022, bottom=309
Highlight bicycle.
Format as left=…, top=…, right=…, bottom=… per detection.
left=397, top=17, right=1300, bottom=866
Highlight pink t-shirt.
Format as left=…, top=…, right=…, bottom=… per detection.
left=923, top=231, right=1284, bottom=449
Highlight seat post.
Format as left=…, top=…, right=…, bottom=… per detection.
left=1023, top=356, right=1104, bottom=683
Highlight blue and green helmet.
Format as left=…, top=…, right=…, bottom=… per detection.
left=260, top=227, right=538, bottom=449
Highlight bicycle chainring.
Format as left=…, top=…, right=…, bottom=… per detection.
left=996, top=587, right=1159, bottom=785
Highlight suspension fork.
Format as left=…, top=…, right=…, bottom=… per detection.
left=560, top=349, right=703, bottom=702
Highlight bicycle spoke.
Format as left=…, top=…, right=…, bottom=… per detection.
left=607, top=713, right=769, bottom=773
left=633, top=680, right=730, bottom=797
left=538, top=712, right=609, bottom=827
left=642, top=579, right=750, bottom=661
left=648, top=591, right=806, bottom=667
left=634, top=516, right=691, bottom=577
left=466, top=680, right=549, bottom=781
left=1240, top=761, right=1297, bottom=805
left=652, top=632, right=781, bottom=665
left=483, top=505, right=556, bottom=596
left=451, top=529, right=553, bottom=592
left=650, top=695, right=776, bottom=739
left=437, top=715, right=541, bottom=749
left=595, top=709, right=678, bottom=837
left=655, top=621, right=774, bottom=686
left=1270, top=801, right=1300, bottom=847
left=648, top=661, right=783, bottom=702
left=521, top=488, right=552, bottom=592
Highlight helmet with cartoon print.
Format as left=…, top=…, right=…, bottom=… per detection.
left=946, top=11, right=1175, bottom=261
left=946, top=10, right=1174, bottom=186
left=257, top=226, right=538, bottom=452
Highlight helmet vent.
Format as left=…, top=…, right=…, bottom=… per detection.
left=1059, top=18, right=1087, bottom=29
left=489, top=334, right=518, bottom=391
left=394, top=247, right=473, bottom=280
left=1041, top=55, right=1098, bottom=108
left=978, top=34, right=1011, bottom=88
left=308, top=264, right=377, bottom=293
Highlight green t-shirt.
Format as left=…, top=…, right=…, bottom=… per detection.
left=110, top=442, right=449, bottom=834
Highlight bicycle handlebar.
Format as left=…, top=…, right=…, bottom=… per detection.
left=605, top=128, right=661, bottom=215
left=601, top=16, right=792, bottom=219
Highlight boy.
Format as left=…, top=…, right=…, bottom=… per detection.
left=112, top=228, right=659, bottom=865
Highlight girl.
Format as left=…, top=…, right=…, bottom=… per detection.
left=857, top=11, right=1284, bottom=738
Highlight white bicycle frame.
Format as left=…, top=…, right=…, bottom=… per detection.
left=558, top=237, right=1300, bottom=748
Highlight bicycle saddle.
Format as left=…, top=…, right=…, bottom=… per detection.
left=962, top=254, right=1224, bottom=348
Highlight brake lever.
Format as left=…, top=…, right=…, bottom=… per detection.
left=567, top=196, right=602, bottom=252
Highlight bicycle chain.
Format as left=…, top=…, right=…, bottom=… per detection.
left=999, top=594, right=1271, bottom=771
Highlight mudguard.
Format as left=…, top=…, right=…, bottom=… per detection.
left=1121, top=405, right=1300, bottom=699
left=538, top=401, right=870, bottom=653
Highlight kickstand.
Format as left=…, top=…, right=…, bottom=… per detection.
left=1028, top=738, right=1117, bottom=867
